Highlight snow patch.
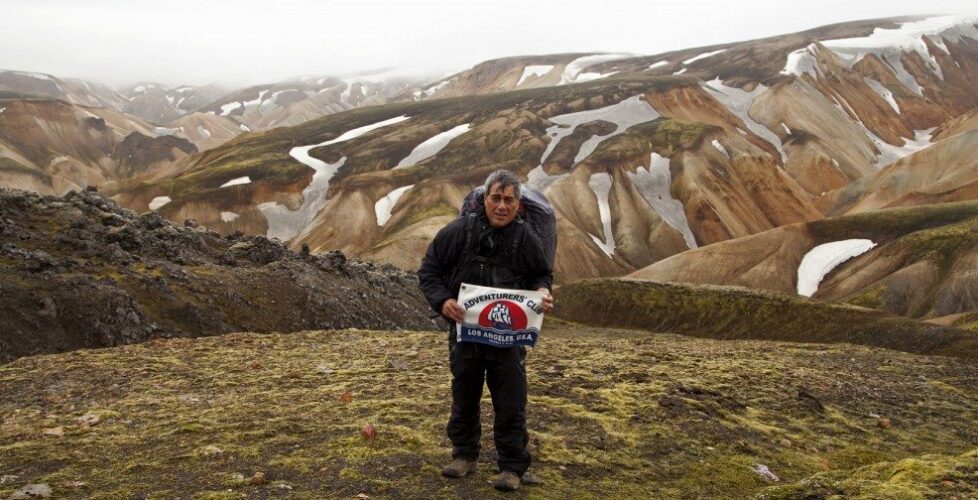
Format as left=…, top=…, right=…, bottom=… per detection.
left=220, top=176, right=251, bottom=188
left=243, top=90, right=269, bottom=108
left=518, top=65, right=554, bottom=85
left=259, top=151, right=347, bottom=242
left=525, top=165, right=569, bottom=192
left=820, top=16, right=978, bottom=94
left=781, top=123, right=792, bottom=135
left=673, top=68, right=688, bottom=75
left=196, top=125, right=211, bottom=139
left=797, top=239, right=877, bottom=296
left=257, top=115, right=408, bottom=241
left=781, top=44, right=820, bottom=79
left=588, top=173, right=616, bottom=257
left=395, top=123, right=470, bottom=168
left=239, top=123, right=251, bottom=132
left=539, top=95, right=661, bottom=167
left=320, top=115, right=410, bottom=146
left=704, top=78, right=786, bottom=163
left=375, top=185, right=414, bottom=226
left=863, top=78, right=900, bottom=113
left=220, top=101, right=242, bottom=116
left=683, top=49, right=727, bottom=65
left=148, top=196, right=171, bottom=211
left=647, top=60, right=669, bottom=70
left=711, top=139, right=729, bottom=158
left=626, top=154, right=697, bottom=249
left=859, top=125, right=935, bottom=169
left=220, top=211, right=239, bottom=223
left=154, top=126, right=181, bottom=136
left=558, top=54, right=632, bottom=85
left=422, top=79, right=452, bottom=98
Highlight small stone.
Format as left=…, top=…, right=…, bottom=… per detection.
left=751, top=464, right=780, bottom=482
left=9, top=483, right=53, bottom=499
left=356, top=494, right=370, bottom=499
left=876, top=417, right=892, bottom=429
left=74, top=414, right=100, bottom=427
left=558, top=465, right=567, bottom=471
left=361, top=424, right=377, bottom=440
left=184, top=219, right=199, bottom=228
left=201, top=445, right=223, bottom=456
left=390, top=358, right=409, bottom=371
left=779, top=438, right=792, bottom=448
left=249, top=471, right=266, bottom=485
left=38, top=297, right=57, bottom=318
left=42, top=426, right=64, bottom=437
left=0, top=474, right=19, bottom=485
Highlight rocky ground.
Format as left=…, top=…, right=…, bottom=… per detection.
left=0, top=188, right=439, bottom=362
left=1, top=321, right=977, bottom=499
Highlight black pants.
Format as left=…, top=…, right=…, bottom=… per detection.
left=447, top=334, right=530, bottom=475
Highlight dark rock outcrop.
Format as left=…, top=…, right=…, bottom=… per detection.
left=0, top=188, right=440, bottom=362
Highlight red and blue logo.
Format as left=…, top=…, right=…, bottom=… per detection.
left=478, top=300, right=528, bottom=331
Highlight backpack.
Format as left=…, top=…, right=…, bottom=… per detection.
left=457, top=185, right=557, bottom=270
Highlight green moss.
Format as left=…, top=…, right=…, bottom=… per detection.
left=3, top=328, right=977, bottom=498
left=847, top=284, right=886, bottom=310
left=555, top=279, right=978, bottom=358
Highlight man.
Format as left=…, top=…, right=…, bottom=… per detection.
left=418, top=169, right=554, bottom=491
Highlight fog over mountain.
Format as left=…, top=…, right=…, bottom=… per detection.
left=3, top=0, right=976, bottom=88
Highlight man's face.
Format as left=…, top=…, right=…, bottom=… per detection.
left=484, top=183, right=520, bottom=228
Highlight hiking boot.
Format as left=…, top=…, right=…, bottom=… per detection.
left=441, top=458, right=478, bottom=478
left=521, top=471, right=543, bottom=486
left=492, top=471, right=521, bottom=491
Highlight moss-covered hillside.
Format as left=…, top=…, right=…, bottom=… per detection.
left=555, top=279, right=978, bottom=358
left=1, top=325, right=977, bottom=498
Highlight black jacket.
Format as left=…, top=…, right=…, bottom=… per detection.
left=418, top=212, right=553, bottom=315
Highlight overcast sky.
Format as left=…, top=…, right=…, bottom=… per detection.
left=2, top=0, right=976, bottom=88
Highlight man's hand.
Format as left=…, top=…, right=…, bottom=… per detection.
left=538, top=288, right=554, bottom=313
left=441, top=298, right=465, bottom=323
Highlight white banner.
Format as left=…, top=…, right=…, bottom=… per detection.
left=455, top=283, right=546, bottom=348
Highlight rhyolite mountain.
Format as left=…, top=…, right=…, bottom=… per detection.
left=103, top=15, right=978, bottom=288
left=4, top=15, right=978, bottom=292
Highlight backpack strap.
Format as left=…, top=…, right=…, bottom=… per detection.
left=462, top=212, right=479, bottom=257
left=448, top=213, right=482, bottom=293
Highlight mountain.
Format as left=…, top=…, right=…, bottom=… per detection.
left=119, top=82, right=227, bottom=124
left=199, top=71, right=430, bottom=132
left=411, top=53, right=636, bottom=98
left=101, top=15, right=978, bottom=287
left=0, top=95, right=203, bottom=194
left=111, top=75, right=826, bottom=283
left=0, top=70, right=126, bottom=109
left=629, top=201, right=978, bottom=327
left=5, top=16, right=978, bottom=290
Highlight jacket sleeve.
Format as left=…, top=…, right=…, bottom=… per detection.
left=523, top=230, right=554, bottom=292
left=417, top=217, right=466, bottom=314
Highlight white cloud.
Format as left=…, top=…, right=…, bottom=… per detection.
left=1, top=0, right=975, bottom=88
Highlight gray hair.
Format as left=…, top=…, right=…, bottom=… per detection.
left=483, top=169, right=522, bottom=199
